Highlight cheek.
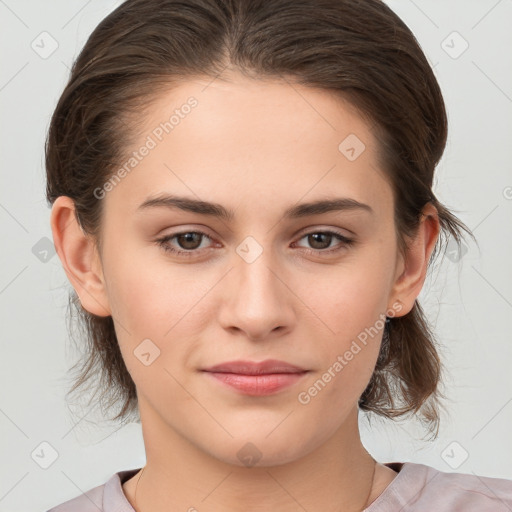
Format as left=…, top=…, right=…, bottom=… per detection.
left=105, top=243, right=206, bottom=330
left=294, top=247, right=392, bottom=393
left=302, top=253, right=393, bottom=340
left=103, top=250, right=220, bottom=374
left=295, top=282, right=386, bottom=426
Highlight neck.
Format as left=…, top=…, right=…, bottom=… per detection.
left=126, top=401, right=381, bottom=512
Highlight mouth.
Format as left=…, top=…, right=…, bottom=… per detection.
left=202, top=358, right=307, bottom=375
left=201, top=359, right=309, bottom=396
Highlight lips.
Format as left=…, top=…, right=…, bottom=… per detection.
left=202, top=359, right=307, bottom=375
left=202, top=359, right=309, bottom=396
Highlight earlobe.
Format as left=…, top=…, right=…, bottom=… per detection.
left=50, top=196, right=112, bottom=317
left=388, top=203, right=440, bottom=316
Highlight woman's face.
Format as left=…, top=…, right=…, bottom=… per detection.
left=72, top=73, right=417, bottom=466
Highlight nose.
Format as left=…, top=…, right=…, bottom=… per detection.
left=218, top=249, right=295, bottom=342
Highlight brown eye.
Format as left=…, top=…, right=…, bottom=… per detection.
left=307, top=232, right=335, bottom=250
left=175, top=232, right=203, bottom=250
left=156, top=231, right=213, bottom=257
left=294, top=230, right=354, bottom=254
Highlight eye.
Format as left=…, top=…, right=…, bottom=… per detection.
left=156, top=229, right=355, bottom=258
left=156, top=230, right=214, bottom=257
left=293, top=230, right=354, bottom=255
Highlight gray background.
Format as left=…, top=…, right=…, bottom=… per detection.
left=1, top=1, right=511, bottom=510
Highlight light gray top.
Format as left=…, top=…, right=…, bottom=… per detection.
left=47, top=461, right=512, bottom=511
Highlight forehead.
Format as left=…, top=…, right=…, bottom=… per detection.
left=104, top=73, right=392, bottom=220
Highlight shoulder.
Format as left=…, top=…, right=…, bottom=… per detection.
left=45, top=482, right=105, bottom=512
left=371, top=461, right=512, bottom=511
left=45, top=469, right=139, bottom=512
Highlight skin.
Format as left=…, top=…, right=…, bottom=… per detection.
left=51, top=72, right=440, bottom=511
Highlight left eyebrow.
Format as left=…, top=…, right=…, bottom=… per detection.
left=136, top=194, right=374, bottom=221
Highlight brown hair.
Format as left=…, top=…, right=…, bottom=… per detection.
left=46, top=0, right=475, bottom=438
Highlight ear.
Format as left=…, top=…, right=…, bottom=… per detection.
left=50, top=196, right=111, bottom=317
left=388, top=202, right=440, bottom=317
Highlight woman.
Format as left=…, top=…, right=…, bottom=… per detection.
left=45, top=0, right=512, bottom=510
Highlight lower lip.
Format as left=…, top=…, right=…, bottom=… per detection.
left=204, top=371, right=308, bottom=396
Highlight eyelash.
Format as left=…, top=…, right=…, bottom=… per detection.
left=155, top=230, right=354, bottom=258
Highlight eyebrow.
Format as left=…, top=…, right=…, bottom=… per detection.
left=137, top=194, right=374, bottom=221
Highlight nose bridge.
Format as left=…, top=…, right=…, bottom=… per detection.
left=221, top=235, right=294, bottom=338
left=237, top=247, right=280, bottom=301
left=236, top=236, right=284, bottom=306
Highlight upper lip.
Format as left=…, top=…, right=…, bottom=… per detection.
left=202, top=359, right=307, bottom=375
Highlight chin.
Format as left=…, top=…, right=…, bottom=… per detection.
left=203, top=431, right=321, bottom=469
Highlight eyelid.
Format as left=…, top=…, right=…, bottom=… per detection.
left=294, top=224, right=353, bottom=239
